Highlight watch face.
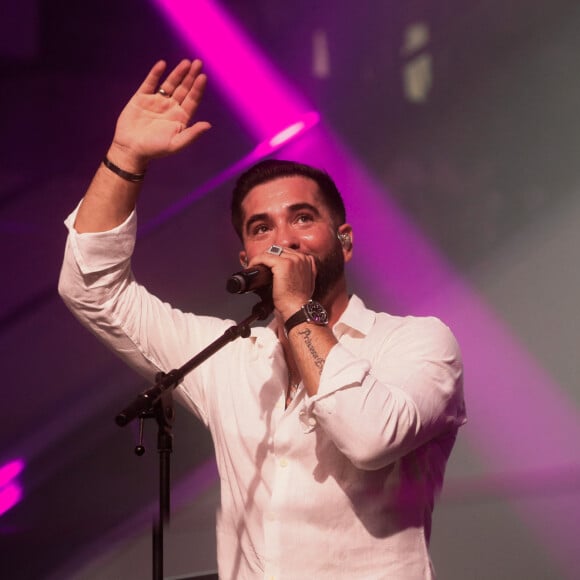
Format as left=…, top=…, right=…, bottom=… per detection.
left=305, top=301, right=328, bottom=325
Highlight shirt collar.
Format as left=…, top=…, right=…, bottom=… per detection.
left=333, top=294, right=375, bottom=337
left=249, top=293, right=375, bottom=348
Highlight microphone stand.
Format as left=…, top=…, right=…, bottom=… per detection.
left=115, top=295, right=273, bottom=580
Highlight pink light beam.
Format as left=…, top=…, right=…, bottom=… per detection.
left=0, top=459, right=24, bottom=517
left=151, top=0, right=312, bottom=141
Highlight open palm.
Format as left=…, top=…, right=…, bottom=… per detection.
left=113, top=59, right=211, bottom=162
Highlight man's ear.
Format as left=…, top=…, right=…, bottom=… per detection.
left=337, top=224, right=353, bottom=262
left=239, top=250, right=249, bottom=268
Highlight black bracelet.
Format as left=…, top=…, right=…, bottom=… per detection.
left=102, top=156, right=146, bottom=183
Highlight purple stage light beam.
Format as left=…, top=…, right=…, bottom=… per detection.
left=0, top=483, right=22, bottom=517
left=150, top=0, right=311, bottom=141
left=0, top=459, right=24, bottom=517
left=0, top=459, right=24, bottom=487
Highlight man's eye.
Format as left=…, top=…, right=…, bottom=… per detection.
left=252, top=224, right=269, bottom=235
left=296, top=214, right=313, bottom=223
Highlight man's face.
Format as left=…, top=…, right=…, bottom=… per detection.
left=239, top=175, right=351, bottom=302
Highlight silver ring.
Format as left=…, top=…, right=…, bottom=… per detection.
left=267, top=245, right=283, bottom=256
left=157, top=88, right=171, bottom=98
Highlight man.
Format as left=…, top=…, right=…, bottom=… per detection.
left=59, top=59, right=466, bottom=579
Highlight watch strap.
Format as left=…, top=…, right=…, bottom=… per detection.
left=284, top=308, right=309, bottom=335
left=284, top=300, right=328, bottom=335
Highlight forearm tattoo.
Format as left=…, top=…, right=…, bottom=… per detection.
left=297, top=327, right=325, bottom=374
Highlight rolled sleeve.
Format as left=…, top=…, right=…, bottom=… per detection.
left=300, top=311, right=465, bottom=471
left=63, top=205, right=137, bottom=275
left=306, top=343, right=370, bottom=413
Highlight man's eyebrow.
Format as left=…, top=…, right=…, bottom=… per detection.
left=288, top=202, right=321, bottom=216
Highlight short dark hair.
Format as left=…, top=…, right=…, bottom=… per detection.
left=231, top=159, right=346, bottom=240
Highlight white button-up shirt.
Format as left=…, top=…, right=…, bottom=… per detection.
left=59, top=209, right=466, bottom=580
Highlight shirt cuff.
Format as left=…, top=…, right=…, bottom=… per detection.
left=64, top=203, right=137, bottom=274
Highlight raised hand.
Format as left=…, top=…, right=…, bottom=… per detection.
left=110, top=59, right=211, bottom=172
left=74, top=59, right=211, bottom=233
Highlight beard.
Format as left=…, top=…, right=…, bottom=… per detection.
left=312, top=241, right=345, bottom=303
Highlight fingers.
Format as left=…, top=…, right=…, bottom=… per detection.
left=179, top=71, right=208, bottom=116
left=136, top=60, right=168, bottom=95
left=144, top=59, right=208, bottom=122
left=169, top=121, right=212, bottom=152
left=171, top=60, right=204, bottom=105
left=249, top=246, right=312, bottom=269
left=268, top=249, right=316, bottom=314
left=136, top=59, right=204, bottom=101
left=249, top=247, right=316, bottom=303
left=156, top=59, right=200, bottom=100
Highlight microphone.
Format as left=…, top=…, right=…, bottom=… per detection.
left=226, top=265, right=273, bottom=294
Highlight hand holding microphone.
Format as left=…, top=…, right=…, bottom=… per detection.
left=226, top=244, right=284, bottom=294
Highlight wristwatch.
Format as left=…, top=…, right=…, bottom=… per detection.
left=284, top=300, right=329, bottom=335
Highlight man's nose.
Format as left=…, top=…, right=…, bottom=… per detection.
left=274, top=225, right=300, bottom=250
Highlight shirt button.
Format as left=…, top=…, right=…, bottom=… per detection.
left=279, top=458, right=288, bottom=468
